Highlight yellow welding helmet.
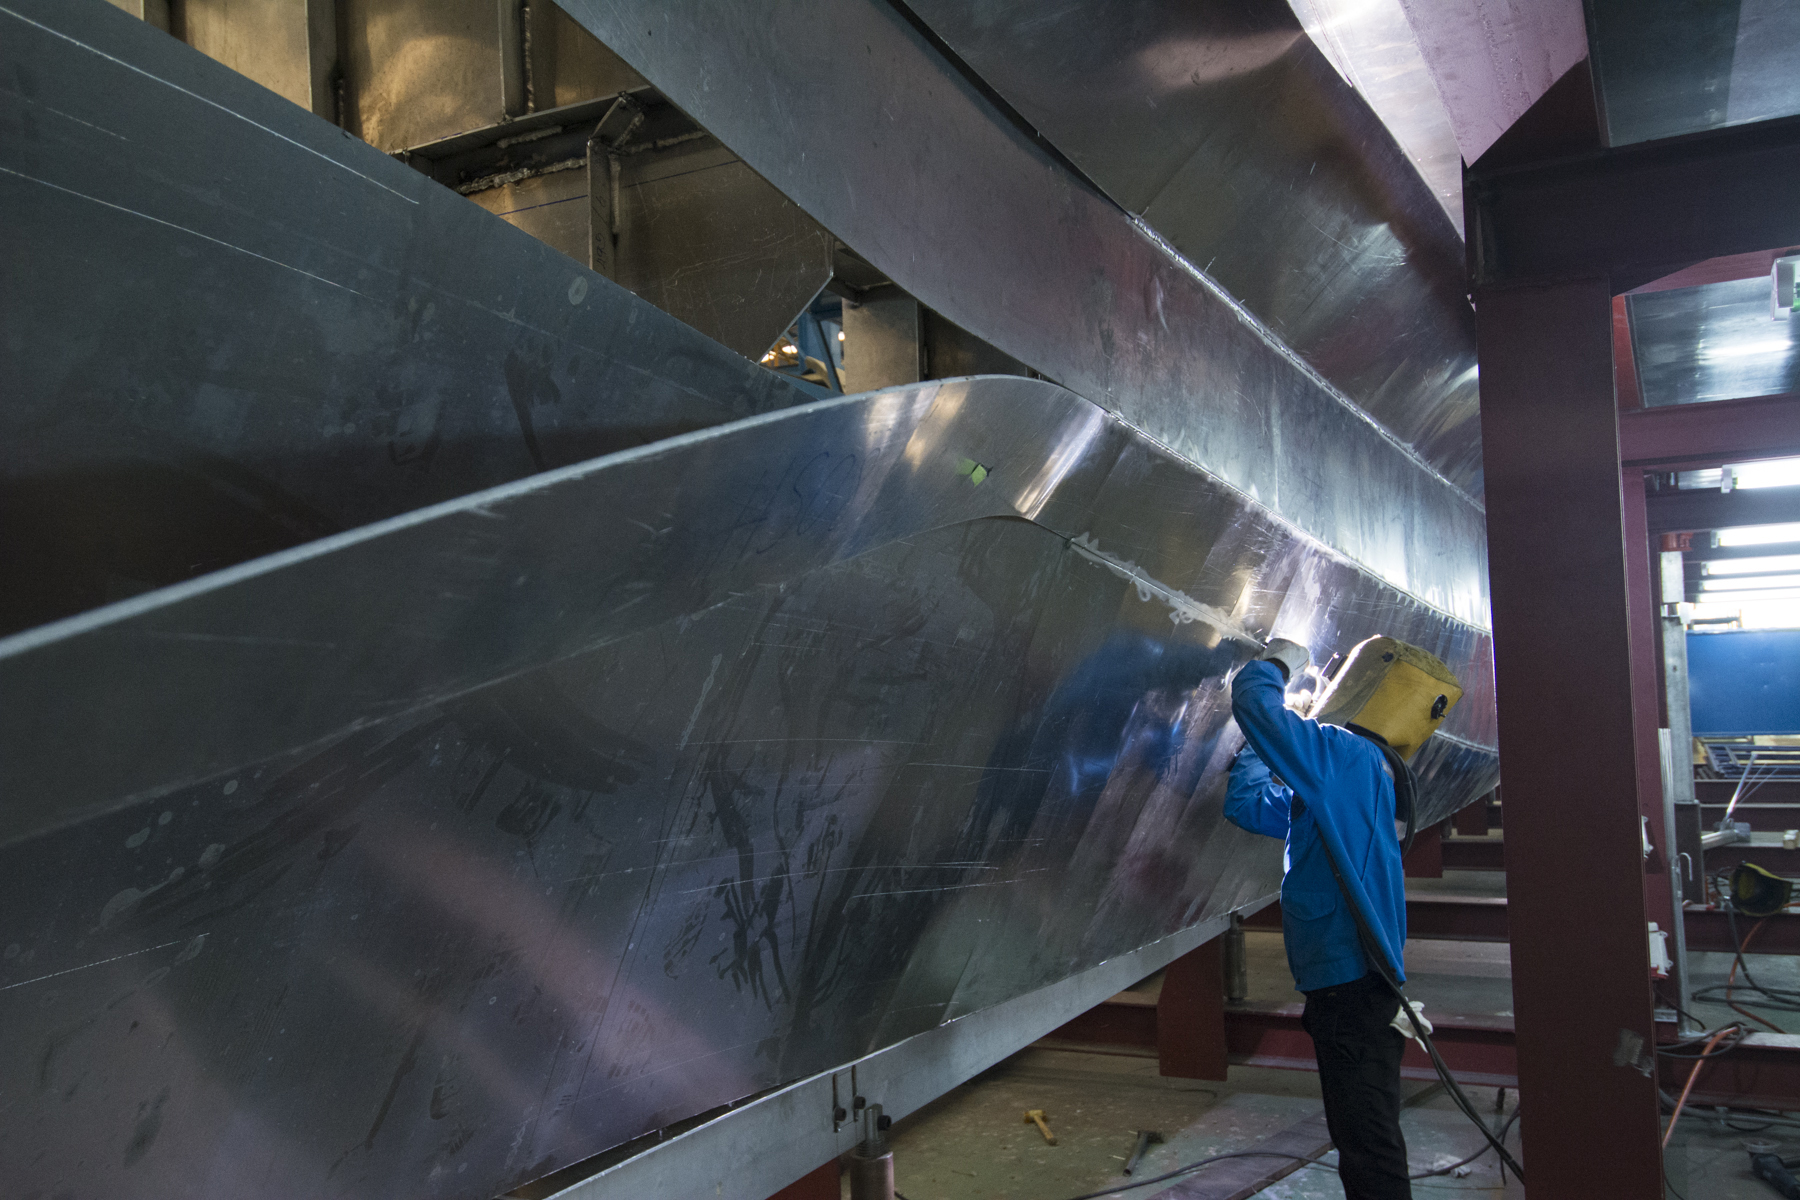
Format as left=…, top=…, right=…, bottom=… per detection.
left=1308, top=636, right=1463, bottom=761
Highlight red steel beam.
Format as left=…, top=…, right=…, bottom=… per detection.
left=1453, top=797, right=1492, bottom=837
left=1052, top=987, right=1800, bottom=1113
left=1477, top=278, right=1663, bottom=1196
left=1621, top=392, right=1800, bottom=470
left=765, top=1161, right=839, bottom=1200
left=1684, top=907, right=1800, bottom=955
left=1159, top=937, right=1230, bottom=1081
left=1225, top=1004, right=1518, bottom=1087
left=1442, top=836, right=1505, bottom=870
left=1671, top=1034, right=1800, bottom=1112
left=1403, top=822, right=1445, bottom=878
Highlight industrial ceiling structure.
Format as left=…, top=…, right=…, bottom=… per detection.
left=4, top=0, right=1800, bottom=1197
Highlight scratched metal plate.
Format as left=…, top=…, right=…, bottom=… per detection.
left=0, top=377, right=1495, bottom=1199
left=898, top=0, right=1484, bottom=491
left=0, top=4, right=1496, bottom=1198
left=557, top=0, right=1493, bottom=622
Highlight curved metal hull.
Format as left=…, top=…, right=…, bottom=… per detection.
left=0, top=3, right=1496, bottom=1198
left=1, top=378, right=1495, bottom=1199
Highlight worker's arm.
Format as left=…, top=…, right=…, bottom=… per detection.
left=1223, top=744, right=1291, bottom=839
left=1230, top=659, right=1347, bottom=805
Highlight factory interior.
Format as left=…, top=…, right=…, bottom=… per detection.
left=8, top=1, right=1800, bottom=1198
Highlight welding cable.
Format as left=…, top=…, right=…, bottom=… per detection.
left=1021, top=1149, right=1339, bottom=1200
left=1407, top=1106, right=1521, bottom=1180
left=1019, top=1114, right=1522, bottom=1200
left=1692, top=906, right=1800, bottom=1024
left=1310, top=789, right=1529, bottom=1184
left=1656, top=1022, right=1749, bottom=1059
left=1663, top=1027, right=1732, bottom=1149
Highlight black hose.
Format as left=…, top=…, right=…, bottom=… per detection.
left=1314, top=748, right=1528, bottom=1182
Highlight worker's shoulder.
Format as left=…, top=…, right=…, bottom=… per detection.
left=1313, top=720, right=1385, bottom=767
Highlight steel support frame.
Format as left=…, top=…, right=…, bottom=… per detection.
left=1224, top=1007, right=1518, bottom=1088
left=1477, top=277, right=1664, bottom=1195
left=1621, top=392, right=1800, bottom=471
left=1647, top=483, right=1800, bottom=535
left=1468, top=113, right=1800, bottom=289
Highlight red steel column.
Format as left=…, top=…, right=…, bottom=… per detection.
left=1157, top=937, right=1229, bottom=1081
left=1623, top=474, right=1681, bottom=982
left=1477, top=278, right=1663, bottom=1195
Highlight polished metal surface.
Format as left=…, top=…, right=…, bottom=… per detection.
left=1, top=376, right=1497, bottom=1199
left=1587, top=0, right=1800, bottom=147
left=894, top=0, right=1484, bottom=493
left=1628, top=278, right=1800, bottom=408
left=560, top=0, right=1493, bottom=617
left=1389, top=0, right=1587, bottom=166
left=0, top=1, right=805, bottom=638
left=3, top=3, right=1499, bottom=1198
left=599, top=136, right=835, bottom=361
left=548, top=916, right=1236, bottom=1200
left=1285, top=0, right=1463, bottom=229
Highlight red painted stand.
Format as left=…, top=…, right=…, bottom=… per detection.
left=1156, top=937, right=1230, bottom=1081
left=765, top=1160, right=839, bottom=1200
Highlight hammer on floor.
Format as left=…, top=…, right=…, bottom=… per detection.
left=1122, top=1130, right=1163, bottom=1175
left=1023, top=1109, right=1057, bottom=1145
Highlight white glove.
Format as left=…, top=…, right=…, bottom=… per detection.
left=1390, top=999, right=1432, bottom=1047
left=1256, top=638, right=1311, bottom=683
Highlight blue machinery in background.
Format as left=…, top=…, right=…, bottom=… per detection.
left=1689, top=629, right=1800, bottom=739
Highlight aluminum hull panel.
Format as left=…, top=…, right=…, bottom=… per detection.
left=0, top=0, right=807, bottom=638
left=1, top=379, right=1495, bottom=1199
left=557, top=0, right=1492, bottom=624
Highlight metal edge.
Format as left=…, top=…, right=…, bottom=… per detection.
left=547, top=907, right=1253, bottom=1200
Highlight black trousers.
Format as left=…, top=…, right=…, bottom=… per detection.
left=1302, top=972, right=1411, bottom=1199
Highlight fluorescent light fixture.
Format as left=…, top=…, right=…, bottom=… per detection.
left=1707, top=554, right=1800, bottom=576
left=1718, top=523, right=1800, bottom=546
left=1693, top=587, right=1800, bottom=603
left=1690, top=599, right=1800, bottom=630
left=1733, top=457, right=1800, bottom=489
left=1701, top=574, right=1800, bottom=592
left=1699, top=337, right=1795, bottom=363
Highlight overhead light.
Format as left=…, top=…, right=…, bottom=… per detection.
left=1701, top=574, right=1800, bottom=592
left=1718, top=523, right=1800, bottom=546
left=1731, top=457, right=1800, bottom=490
left=1693, top=586, right=1800, bottom=603
left=1690, top=599, right=1800, bottom=630
left=1707, top=554, right=1800, bottom=576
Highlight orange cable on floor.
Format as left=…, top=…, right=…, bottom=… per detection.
left=1664, top=1028, right=1731, bottom=1149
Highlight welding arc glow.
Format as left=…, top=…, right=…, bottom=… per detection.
left=1705, top=554, right=1800, bottom=576
left=1718, top=523, right=1800, bottom=547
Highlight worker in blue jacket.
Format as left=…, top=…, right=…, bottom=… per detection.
left=1225, top=638, right=1414, bottom=1200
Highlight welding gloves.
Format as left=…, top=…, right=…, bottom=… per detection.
left=1256, top=638, right=1311, bottom=683
left=1390, top=999, right=1433, bottom=1048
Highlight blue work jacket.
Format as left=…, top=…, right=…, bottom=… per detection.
left=1223, top=660, right=1407, bottom=992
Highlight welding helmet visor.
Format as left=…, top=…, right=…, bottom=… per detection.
left=1308, top=636, right=1463, bottom=761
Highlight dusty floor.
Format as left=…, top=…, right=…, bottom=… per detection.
left=871, top=867, right=1800, bottom=1200
left=883, top=1050, right=1523, bottom=1200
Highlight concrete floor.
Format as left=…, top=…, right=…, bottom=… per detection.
left=872, top=868, right=1800, bottom=1199
left=884, top=1050, right=1524, bottom=1200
